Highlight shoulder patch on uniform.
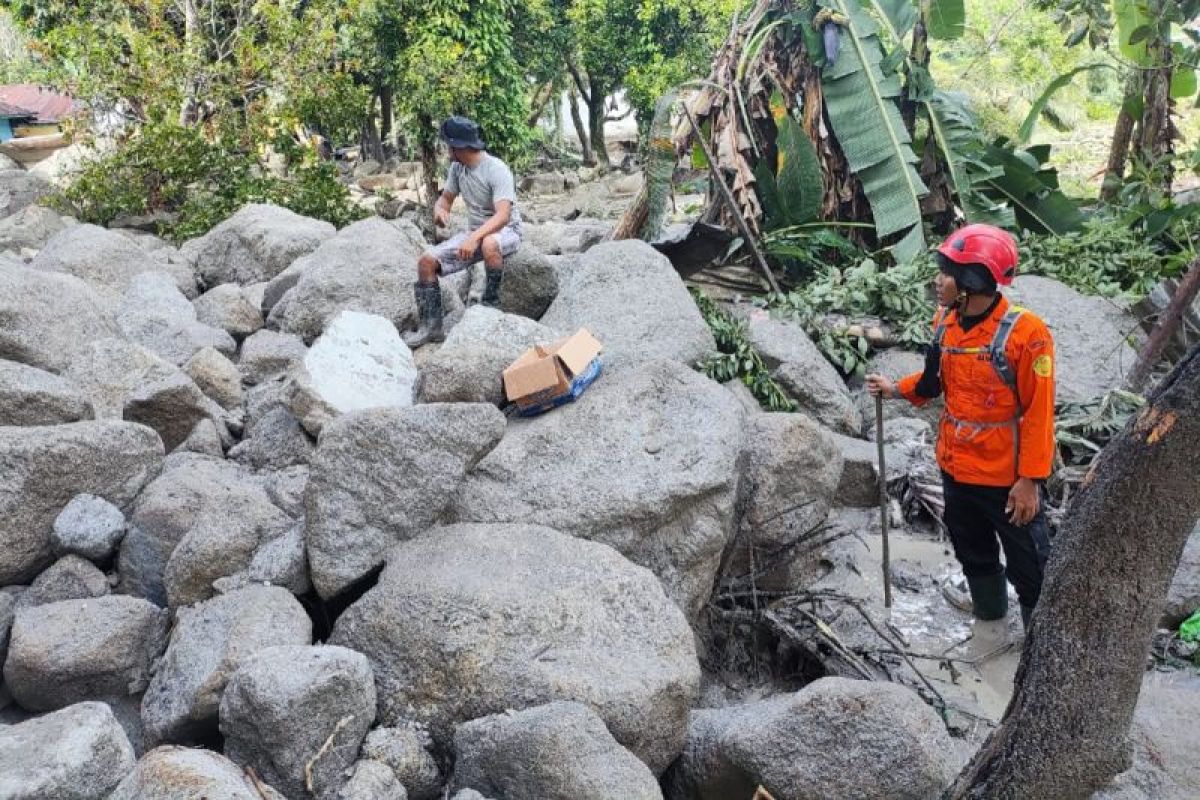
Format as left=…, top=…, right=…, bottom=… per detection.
left=1032, top=353, right=1053, bottom=378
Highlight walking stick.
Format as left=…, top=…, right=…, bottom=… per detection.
left=875, top=394, right=893, bottom=608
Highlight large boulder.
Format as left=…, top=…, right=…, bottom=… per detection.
left=141, top=585, right=312, bottom=746
left=116, top=271, right=236, bottom=366
left=418, top=306, right=555, bottom=405
left=306, top=403, right=505, bottom=598
left=238, top=329, right=308, bottom=385
left=734, top=414, right=844, bottom=590
left=1006, top=275, right=1139, bottom=403
left=453, top=702, right=662, bottom=800
left=361, top=725, right=442, bottom=800
left=0, top=421, right=163, bottom=586
left=336, top=761, right=407, bottom=800
left=51, top=494, right=126, bottom=563
left=267, top=217, right=431, bottom=343
left=181, top=203, right=335, bottom=287
left=1164, top=521, right=1200, bottom=627
left=193, top=283, right=264, bottom=340
left=108, top=746, right=287, bottom=800
left=229, top=406, right=314, bottom=472
left=743, top=312, right=862, bottom=435
left=498, top=246, right=559, bottom=320
left=0, top=701, right=136, bottom=800
left=4, top=596, right=169, bottom=712
left=329, top=524, right=700, bottom=775
left=183, top=346, right=244, bottom=410
left=0, top=260, right=120, bottom=374
left=0, top=169, right=51, bottom=217
left=284, top=310, right=418, bottom=436
left=30, top=224, right=185, bottom=296
left=0, top=359, right=93, bottom=425
left=220, top=645, right=376, bottom=800
left=520, top=219, right=609, bottom=256
left=0, top=203, right=74, bottom=254
left=852, top=348, right=944, bottom=433
left=539, top=240, right=715, bottom=369
left=665, top=677, right=959, bottom=800
left=15, top=554, right=109, bottom=609
left=118, top=454, right=292, bottom=607
left=452, top=360, right=743, bottom=617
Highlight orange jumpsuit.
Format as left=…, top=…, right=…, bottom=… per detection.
left=896, top=295, right=1056, bottom=487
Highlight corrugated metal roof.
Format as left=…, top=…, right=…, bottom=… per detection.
left=0, top=85, right=77, bottom=124
left=0, top=100, right=36, bottom=119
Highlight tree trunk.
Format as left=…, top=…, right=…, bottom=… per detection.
left=1100, top=72, right=1140, bottom=202
left=179, top=0, right=201, bottom=126
left=946, top=343, right=1200, bottom=799
left=379, top=86, right=394, bottom=156
left=360, top=94, right=384, bottom=164
left=568, top=88, right=594, bottom=166
left=586, top=84, right=611, bottom=168
left=1128, top=256, right=1200, bottom=393
left=418, top=118, right=439, bottom=218
left=901, top=17, right=930, bottom=136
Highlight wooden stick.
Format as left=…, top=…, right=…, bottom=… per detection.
left=682, top=103, right=783, bottom=295
left=1127, top=255, right=1200, bottom=393
left=875, top=394, right=893, bottom=608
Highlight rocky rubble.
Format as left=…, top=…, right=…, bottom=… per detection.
left=1, top=195, right=1189, bottom=799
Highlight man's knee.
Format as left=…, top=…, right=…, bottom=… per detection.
left=417, top=254, right=440, bottom=282
left=480, top=235, right=503, bottom=267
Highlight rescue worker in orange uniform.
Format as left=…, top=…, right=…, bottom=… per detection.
left=867, top=224, right=1055, bottom=630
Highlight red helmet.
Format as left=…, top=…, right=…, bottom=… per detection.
left=936, top=224, right=1019, bottom=287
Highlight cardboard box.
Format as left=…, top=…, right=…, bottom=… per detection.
left=503, top=329, right=603, bottom=416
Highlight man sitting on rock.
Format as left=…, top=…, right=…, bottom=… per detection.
left=404, top=116, right=523, bottom=348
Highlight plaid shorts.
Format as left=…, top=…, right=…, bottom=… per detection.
left=426, top=227, right=522, bottom=275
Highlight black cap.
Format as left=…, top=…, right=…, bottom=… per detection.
left=440, top=116, right=486, bottom=150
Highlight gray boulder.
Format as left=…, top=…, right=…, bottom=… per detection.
left=306, top=403, right=505, bottom=598
left=744, top=313, right=862, bottom=435
left=141, top=585, right=312, bottom=746
left=181, top=203, right=335, bottom=287
left=0, top=261, right=120, bottom=374
left=0, top=359, right=93, bottom=425
left=1007, top=275, right=1139, bottom=403
left=734, top=414, right=844, bottom=590
left=229, top=406, right=314, bottom=472
left=0, top=701, right=136, bottom=800
left=246, top=525, right=310, bottom=594
left=4, top=596, right=169, bottom=712
left=116, top=271, right=236, bottom=366
left=540, top=240, right=715, bottom=369
left=0, top=204, right=74, bottom=254
left=193, top=283, right=264, bottom=339
left=665, top=677, right=959, bottom=800
left=30, top=224, right=183, bottom=296
left=15, top=555, right=109, bottom=609
left=336, top=760, right=408, bottom=800
left=452, top=360, right=743, bottom=617
left=853, top=348, right=943, bottom=433
left=520, top=219, right=609, bottom=256
left=221, top=645, right=376, bottom=800
left=329, top=524, right=700, bottom=775
left=830, top=431, right=907, bottom=509
left=0, top=592, right=15, bottom=671
left=1164, top=521, right=1200, bottom=627
left=284, top=310, right=418, bottom=436
left=499, top=246, right=559, bottom=320
left=418, top=306, right=555, bottom=405
left=0, top=169, right=51, bottom=217
left=267, top=217, right=429, bottom=342
left=239, top=329, right=308, bottom=385
left=108, top=746, right=287, bottom=800
left=118, top=454, right=291, bottom=606
left=453, top=702, right=662, bottom=800
left=52, top=493, right=127, bottom=563
left=183, top=346, right=244, bottom=410
left=361, top=725, right=442, bottom=800
left=0, top=421, right=163, bottom=586
left=452, top=792, right=492, bottom=800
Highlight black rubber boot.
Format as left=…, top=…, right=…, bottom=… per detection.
left=402, top=281, right=444, bottom=348
left=967, top=573, right=1009, bottom=621
left=1020, top=604, right=1035, bottom=631
left=481, top=267, right=503, bottom=308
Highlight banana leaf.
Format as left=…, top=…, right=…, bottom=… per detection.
left=976, top=139, right=1084, bottom=235
left=928, top=92, right=1015, bottom=228
left=775, top=114, right=823, bottom=226
left=925, top=0, right=965, bottom=39
left=820, top=0, right=928, bottom=262
left=1018, top=64, right=1115, bottom=143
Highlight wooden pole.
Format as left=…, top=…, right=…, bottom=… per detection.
left=682, top=104, right=783, bottom=295
left=1127, top=256, right=1200, bottom=393
left=875, top=394, right=893, bottom=608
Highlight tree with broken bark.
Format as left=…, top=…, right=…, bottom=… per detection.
left=945, top=342, right=1200, bottom=799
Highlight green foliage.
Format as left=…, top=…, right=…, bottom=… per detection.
left=1055, top=389, right=1144, bottom=465
left=52, top=120, right=365, bottom=242
left=762, top=224, right=869, bottom=280
left=769, top=257, right=938, bottom=376
left=1018, top=63, right=1116, bottom=143
left=974, top=138, right=1085, bottom=234
left=692, top=289, right=797, bottom=412
left=753, top=111, right=824, bottom=232
left=925, top=0, right=966, bottom=39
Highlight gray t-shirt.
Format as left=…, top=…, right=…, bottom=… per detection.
left=445, top=154, right=522, bottom=235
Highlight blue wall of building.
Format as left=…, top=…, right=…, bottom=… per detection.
left=0, top=118, right=13, bottom=143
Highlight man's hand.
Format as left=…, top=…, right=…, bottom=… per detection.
left=1006, top=477, right=1040, bottom=526
left=434, top=204, right=452, bottom=228
left=456, top=234, right=480, bottom=262
left=864, top=374, right=895, bottom=398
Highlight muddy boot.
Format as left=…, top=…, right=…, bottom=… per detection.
left=481, top=267, right=503, bottom=308
left=402, top=281, right=444, bottom=349
left=967, top=573, right=1008, bottom=621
